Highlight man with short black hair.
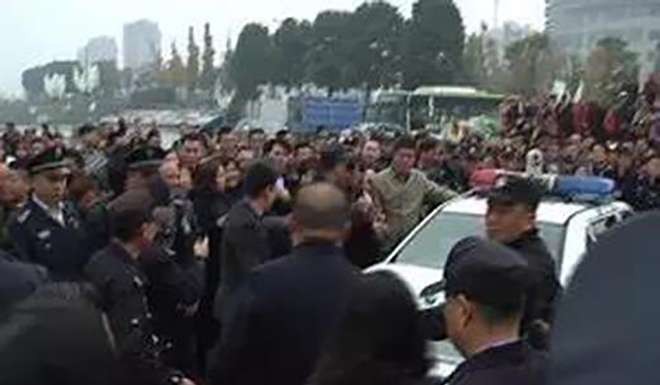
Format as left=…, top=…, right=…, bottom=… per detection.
left=371, top=135, right=457, bottom=249
left=247, top=128, right=266, bottom=157
left=209, top=183, right=358, bottom=385
left=360, top=139, right=382, bottom=171
left=215, top=161, right=279, bottom=319
left=440, top=237, right=547, bottom=385
left=179, top=133, right=208, bottom=171
left=486, top=177, right=561, bottom=350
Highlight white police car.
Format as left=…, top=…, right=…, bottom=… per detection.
left=366, top=170, right=633, bottom=378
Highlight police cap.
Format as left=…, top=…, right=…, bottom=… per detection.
left=487, top=176, right=543, bottom=211
left=442, top=237, right=531, bottom=308
left=125, top=146, right=165, bottom=170
left=27, top=146, right=72, bottom=175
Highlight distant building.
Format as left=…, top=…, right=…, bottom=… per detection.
left=546, top=0, right=660, bottom=80
left=123, top=19, right=162, bottom=71
left=77, top=36, right=118, bottom=65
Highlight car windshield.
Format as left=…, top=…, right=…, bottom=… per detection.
left=394, top=212, right=565, bottom=269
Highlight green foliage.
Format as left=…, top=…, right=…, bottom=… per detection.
left=344, top=1, right=405, bottom=89
left=304, top=11, right=353, bottom=92
left=162, top=42, right=187, bottom=88
left=231, top=23, right=274, bottom=100
left=403, top=0, right=465, bottom=88
left=200, top=23, right=216, bottom=91
left=504, top=33, right=560, bottom=96
left=584, top=37, right=639, bottom=106
left=187, top=26, right=200, bottom=90
left=95, top=60, right=121, bottom=96
left=272, top=18, right=312, bottom=88
left=21, top=61, right=80, bottom=99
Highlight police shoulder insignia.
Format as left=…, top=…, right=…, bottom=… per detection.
left=17, top=209, right=31, bottom=224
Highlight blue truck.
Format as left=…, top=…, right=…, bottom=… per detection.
left=287, top=96, right=364, bottom=134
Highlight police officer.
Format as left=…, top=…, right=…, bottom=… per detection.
left=122, top=145, right=203, bottom=375
left=439, top=237, right=547, bottom=385
left=8, top=146, right=90, bottom=281
left=85, top=189, right=196, bottom=385
left=485, top=176, right=561, bottom=349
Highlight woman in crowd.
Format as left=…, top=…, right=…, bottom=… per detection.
left=190, top=155, right=234, bottom=371
left=307, top=272, right=431, bottom=385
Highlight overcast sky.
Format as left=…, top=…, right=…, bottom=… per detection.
left=0, top=0, right=545, bottom=95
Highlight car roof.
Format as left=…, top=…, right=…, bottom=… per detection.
left=442, top=196, right=593, bottom=225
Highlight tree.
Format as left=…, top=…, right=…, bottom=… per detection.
left=504, top=33, right=560, bottom=96
left=230, top=23, right=274, bottom=100
left=200, top=22, right=217, bottom=91
left=217, top=37, right=235, bottom=92
left=343, top=1, right=405, bottom=89
left=463, top=25, right=487, bottom=87
left=96, top=60, right=121, bottom=96
left=305, top=11, right=352, bottom=93
left=272, top=18, right=313, bottom=88
left=164, top=42, right=187, bottom=88
left=584, top=37, right=639, bottom=106
left=21, top=61, right=80, bottom=99
left=403, top=0, right=465, bottom=88
left=187, top=26, right=200, bottom=91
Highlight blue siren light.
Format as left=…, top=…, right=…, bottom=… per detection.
left=552, top=176, right=616, bottom=198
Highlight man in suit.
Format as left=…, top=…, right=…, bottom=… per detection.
left=8, top=146, right=90, bottom=281
left=439, top=237, right=547, bottom=385
left=209, top=183, right=359, bottom=385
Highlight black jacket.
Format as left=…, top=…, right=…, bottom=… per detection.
left=506, top=229, right=561, bottom=350
left=85, top=242, right=152, bottom=351
left=506, top=229, right=561, bottom=328
left=216, top=199, right=272, bottom=312
left=85, top=242, right=181, bottom=385
left=8, top=198, right=90, bottom=281
left=0, top=250, right=48, bottom=312
left=208, top=241, right=359, bottom=385
left=441, top=341, right=547, bottom=385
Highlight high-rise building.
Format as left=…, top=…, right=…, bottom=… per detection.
left=77, top=36, right=118, bottom=65
left=546, top=0, right=660, bottom=78
left=123, top=19, right=162, bottom=70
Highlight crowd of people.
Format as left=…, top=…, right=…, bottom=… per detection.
left=0, top=87, right=659, bottom=385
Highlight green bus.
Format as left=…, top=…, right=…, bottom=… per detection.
left=408, top=86, right=504, bottom=132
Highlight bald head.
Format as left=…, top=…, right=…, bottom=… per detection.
left=293, top=183, right=349, bottom=234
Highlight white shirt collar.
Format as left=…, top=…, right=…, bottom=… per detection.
left=32, top=194, right=65, bottom=225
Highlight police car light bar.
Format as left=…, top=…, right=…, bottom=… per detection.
left=470, top=169, right=616, bottom=200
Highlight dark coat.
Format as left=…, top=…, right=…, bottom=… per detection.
left=208, top=241, right=359, bottom=385
left=506, top=229, right=561, bottom=327
left=85, top=241, right=152, bottom=349
left=0, top=250, right=48, bottom=311
left=85, top=242, right=181, bottom=385
left=8, top=198, right=90, bottom=281
left=506, top=229, right=561, bottom=350
left=0, top=291, right=128, bottom=385
left=442, top=341, right=547, bottom=385
left=215, top=199, right=272, bottom=317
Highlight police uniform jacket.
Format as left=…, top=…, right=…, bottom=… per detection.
left=8, top=197, right=89, bottom=281
left=506, top=229, right=561, bottom=328
left=442, top=341, right=547, bottom=385
left=85, top=241, right=151, bottom=349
